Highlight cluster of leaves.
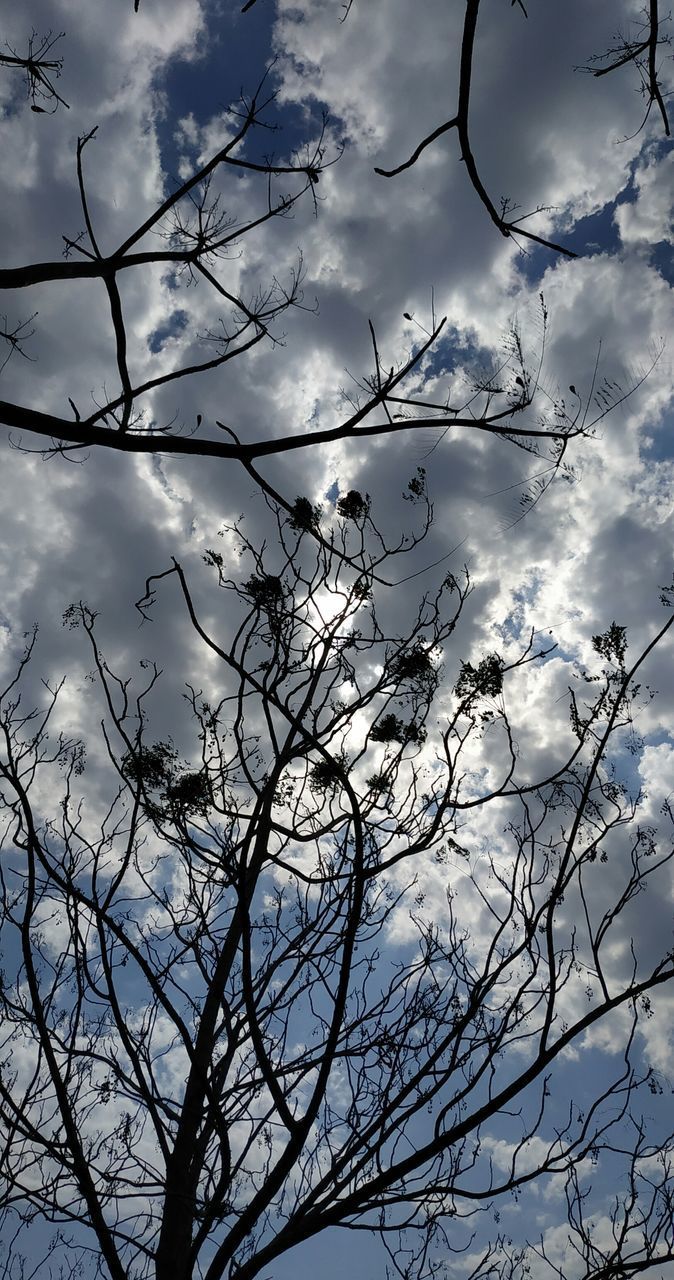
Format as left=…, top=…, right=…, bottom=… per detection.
left=569, top=623, right=636, bottom=741
left=203, top=547, right=224, bottom=571
left=592, top=621, right=628, bottom=668
left=242, top=571, right=288, bottom=638
left=121, top=740, right=212, bottom=821
left=403, top=467, right=427, bottom=504
left=370, top=712, right=427, bottom=747
left=243, top=573, right=284, bottom=609
left=336, top=489, right=371, bottom=521
left=365, top=771, right=390, bottom=795
left=455, top=653, right=504, bottom=701
left=354, top=575, right=372, bottom=600
left=390, top=640, right=438, bottom=692
left=289, top=496, right=323, bottom=533
left=308, top=752, right=350, bottom=794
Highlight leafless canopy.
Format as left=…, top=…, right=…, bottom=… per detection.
left=1, top=494, right=673, bottom=1280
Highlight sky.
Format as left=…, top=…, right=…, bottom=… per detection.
left=0, top=1, right=673, bottom=1278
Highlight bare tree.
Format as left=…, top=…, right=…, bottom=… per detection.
left=1, top=491, right=673, bottom=1280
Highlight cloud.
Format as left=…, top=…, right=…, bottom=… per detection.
left=616, top=148, right=674, bottom=246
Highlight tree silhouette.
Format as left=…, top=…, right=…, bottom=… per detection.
left=1, top=494, right=672, bottom=1280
